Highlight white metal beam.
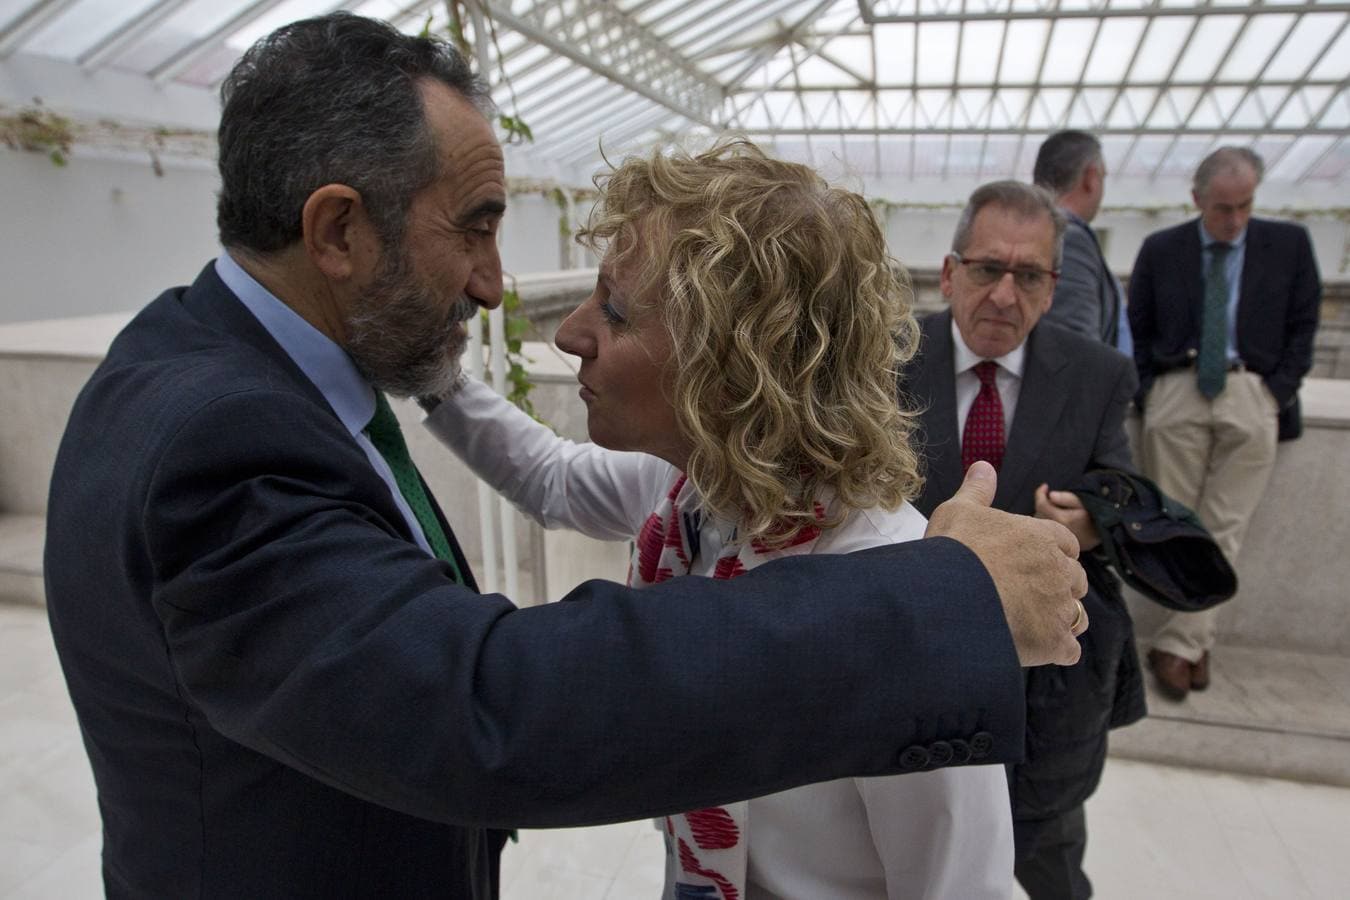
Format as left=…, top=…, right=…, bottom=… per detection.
left=859, top=3, right=1350, bottom=24
left=1010, top=0, right=1061, bottom=179
left=1261, top=17, right=1350, bottom=133
left=0, top=0, right=82, bottom=59
left=727, top=76, right=1347, bottom=94
left=1149, top=14, right=1253, bottom=179
left=550, top=103, right=676, bottom=165
left=1116, top=11, right=1201, bottom=179
left=721, top=0, right=841, bottom=117
left=149, top=0, right=297, bottom=84
left=738, top=125, right=1339, bottom=137
left=76, top=0, right=194, bottom=69
left=482, top=0, right=724, bottom=127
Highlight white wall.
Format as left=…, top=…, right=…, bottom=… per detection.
left=0, top=152, right=221, bottom=323
left=0, top=149, right=595, bottom=325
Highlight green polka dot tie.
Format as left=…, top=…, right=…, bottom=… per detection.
left=365, top=392, right=462, bottom=584
left=1197, top=242, right=1231, bottom=400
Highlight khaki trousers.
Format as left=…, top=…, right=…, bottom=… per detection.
left=1139, top=370, right=1278, bottom=662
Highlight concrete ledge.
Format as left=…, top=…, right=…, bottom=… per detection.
left=1110, top=645, right=1350, bottom=787
left=0, top=513, right=44, bottom=607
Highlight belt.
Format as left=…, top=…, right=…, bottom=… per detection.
left=1154, top=354, right=1246, bottom=376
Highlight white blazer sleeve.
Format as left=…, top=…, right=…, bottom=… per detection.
left=421, top=378, right=665, bottom=541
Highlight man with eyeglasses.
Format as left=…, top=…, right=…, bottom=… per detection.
left=903, top=180, right=1145, bottom=899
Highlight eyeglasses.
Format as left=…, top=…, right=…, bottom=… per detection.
left=951, top=253, right=1059, bottom=294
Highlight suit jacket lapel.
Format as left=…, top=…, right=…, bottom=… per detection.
left=998, top=325, right=1070, bottom=509
left=1236, top=218, right=1268, bottom=341
left=186, top=262, right=479, bottom=590
left=1181, top=219, right=1207, bottom=335
left=910, top=311, right=964, bottom=514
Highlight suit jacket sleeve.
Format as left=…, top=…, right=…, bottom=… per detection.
left=1045, top=221, right=1105, bottom=341
left=1264, top=225, right=1321, bottom=408
left=424, top=377, right=657, bottom=540
left=1090, top=352, right=1138, bottom=473
left=144, top=388, right=1024, bottom=830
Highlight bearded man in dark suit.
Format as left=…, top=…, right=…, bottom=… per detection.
left=42, top=13, right=1091, bottom=899
left=905, top=180, right=1143, bottom=900
left=1128, top=147, right=1321, bottom=700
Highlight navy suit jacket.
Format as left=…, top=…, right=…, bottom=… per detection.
left=1127, top=216, right=1320, bottom=414
left=46, top=262, right=1025, bottom=898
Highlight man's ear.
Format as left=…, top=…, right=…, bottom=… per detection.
left=1082, top=161, right=1102, bottom=195
left=301, top=184, right=377, bottom=281
left=939, top=254, right=956, bottom=300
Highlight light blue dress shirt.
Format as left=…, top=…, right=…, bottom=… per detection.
left=214, top=253, right=436, bottom=557
left=1198, top=221, right=1247, bottom=363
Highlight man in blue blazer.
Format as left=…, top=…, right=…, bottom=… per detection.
left=1128, top=147, right=1321, bottom=699
left=43, top=14, right=1088, bottom=898
left=904, top=180, right=1143, bottom=899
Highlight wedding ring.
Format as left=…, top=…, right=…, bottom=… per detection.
left=1069, top=599, right=1088, bottom=636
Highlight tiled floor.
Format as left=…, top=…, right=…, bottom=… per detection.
left=5, top=600, right=1350, bottom=899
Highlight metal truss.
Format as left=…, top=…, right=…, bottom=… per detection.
left=0, top=0, right=81, bottom=58
left=1, top=0, right=1346, bottom=186
left=858, top=0, right=1350, bottom=24
left=480, top=0, right=726, bottom=127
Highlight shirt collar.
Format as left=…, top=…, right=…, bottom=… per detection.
left=215, top=252, right=376, bottom=436
left=951, top=317, right=1027, bottom=379
left=1198, top=219, right=1247, bottom=251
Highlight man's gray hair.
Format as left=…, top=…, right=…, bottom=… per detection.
left=1193, top=147, right=1265, bottom=196
left=1033, top=130, right=1103, bottom=196
left=951, top=180, right=1068, bottom=269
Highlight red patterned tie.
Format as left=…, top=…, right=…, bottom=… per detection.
left=962, top=361, right=1005, bottom=473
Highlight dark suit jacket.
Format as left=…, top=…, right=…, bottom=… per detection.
left=904, top=312, right=1136, bottom=519
left=45, top=263, right=1026, bottom=898
left=903, top=311, right=1143, bottom=832
left=1127, top=216, right=1321, bottom=420
left=1044, top=212, right=1121, bottom=346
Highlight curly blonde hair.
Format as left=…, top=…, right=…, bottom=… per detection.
left=579, top=138, right=923, bottom=546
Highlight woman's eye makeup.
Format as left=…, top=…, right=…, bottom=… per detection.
left=600, top=299, right=627, bottom=325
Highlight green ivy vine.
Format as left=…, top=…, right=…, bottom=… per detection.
left=0, top=102, right=73, bottom=167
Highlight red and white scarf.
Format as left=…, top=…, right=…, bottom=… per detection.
left=628, top=473, right=825, bottom=900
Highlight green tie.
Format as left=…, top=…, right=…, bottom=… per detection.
left=365, top=392, right=462, bottom=583
left=1197, top=242, right=1231, bottom=399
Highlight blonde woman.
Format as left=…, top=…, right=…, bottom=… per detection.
left=425, top=139, right=1012, bottom=898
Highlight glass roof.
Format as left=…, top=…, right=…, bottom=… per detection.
left=1, top=0, right=1346, bottom=188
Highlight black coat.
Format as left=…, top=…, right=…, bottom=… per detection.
left=904, top=313, right=1141, bottom=836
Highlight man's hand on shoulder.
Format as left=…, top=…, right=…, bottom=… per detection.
left=925, top=462, right=1088, bottom=667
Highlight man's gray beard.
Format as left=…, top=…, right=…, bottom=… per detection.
left=345, top=253, right=478, bottom=399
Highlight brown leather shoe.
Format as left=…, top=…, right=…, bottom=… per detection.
left=1148, top=649, right=1191, bottom=701
left=1191, top=651, right=1211, bottom=691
